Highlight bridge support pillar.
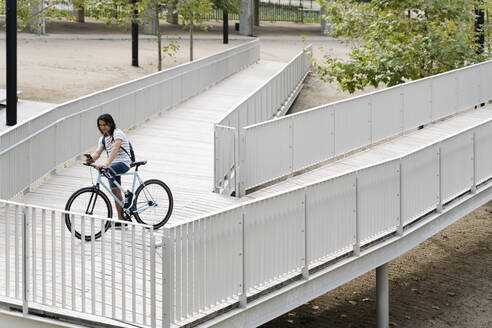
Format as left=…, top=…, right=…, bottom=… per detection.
left=143, top=8, right=158, bottom=35
left=239, top=0, right=254, bottom=36
left=376, top=263, right=389, bottom=328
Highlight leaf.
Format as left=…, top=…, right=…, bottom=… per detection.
left=447, top=292, right=456, bottom=296
left=405, top=315, right=411, bottom=320
left=432, top=305, right=440, bottom=310
left=312, top=305, right=319, bottom=310
left=389, top=322, right=399, bottom=327
left=348, top=300, right=358, bottom=305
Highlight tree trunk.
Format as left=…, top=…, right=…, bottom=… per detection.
left=28, top=0, right=45, bottom=34
left=156, top=4, right=162, bottom=70
left=254, top=0, right=259, bottom=26
left=475, top=7, right=485, bottom=54
left=75, top=5, right=84, bottom=23
left=189, top=21, right=193, bottom=61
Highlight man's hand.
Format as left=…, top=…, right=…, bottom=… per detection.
left=85, top=158, right=95, bottom=164
left=96, top=164, right=107, bottom=170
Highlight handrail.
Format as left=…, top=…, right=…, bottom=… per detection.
left=213, top=45, right=312, bottom=195
left=159, top=110, right=492, bottom=327
left=236, top=58, right=492, bottom=193
left=0, top=198, right=157, bottom=327
left=0, top=40, right=259, bottom=138
left=0, top=47, right=249, bottom=156
left=0, top=39, right=260, bottom=153
left=0, top=40, right=260, bottom=200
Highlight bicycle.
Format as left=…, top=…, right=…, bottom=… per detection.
left=64, top=161, right=173, bottom=241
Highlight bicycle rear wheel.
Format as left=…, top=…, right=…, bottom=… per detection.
left=133, top=179, right=173, bottom=229
left=65, top=187, right=112, bottom=241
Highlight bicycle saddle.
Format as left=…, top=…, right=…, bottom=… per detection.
left=130, top=160, right=147, bottom=168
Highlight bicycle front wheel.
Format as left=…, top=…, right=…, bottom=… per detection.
left=133, top=179, right=173, bottom=229
left=65, top=187, right=113, bottom=241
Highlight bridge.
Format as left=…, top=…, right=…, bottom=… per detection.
left=0, top=39, right=491, bottom=328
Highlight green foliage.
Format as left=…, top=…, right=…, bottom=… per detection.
left=162, top=38, right=181, bottom=58
left=176, top=0, right=213, bottom=61
left=177, top=0, right=213, bottom=28
left=316, top=0, right=491, bottom=93
left=212, top=0, right=239, bottom=14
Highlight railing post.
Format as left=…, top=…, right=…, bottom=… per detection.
left=397, top=159, right=403, bottom=235
left=353, top=173, right=360, bottom=256
left=235, top=128, right=246, bottom=198
left=22, top=206, right=28, bottom=316
left=162, top=228, right=172, bottom=328
left=302, top=188, right=309, bottom=279
left=213, top=124, right=219, bottom=193
left=471, top=132, right=477, bottom=193
left=437, top=144, right=443, bottom=212
left=239, top=206, right=247, bottom=307
left=289, top=122, right=294, bottom=177
left=150, top=227, right=157, bottom=328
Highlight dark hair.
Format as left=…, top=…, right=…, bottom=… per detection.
left=97, top=113, right=116, bottom=136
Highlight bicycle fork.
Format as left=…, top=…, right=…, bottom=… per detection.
left=85, top=188, right=100, bottom=215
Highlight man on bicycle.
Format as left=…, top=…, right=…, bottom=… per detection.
left=85, top=113, right=132, bottom=226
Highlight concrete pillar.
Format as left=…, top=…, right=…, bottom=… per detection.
left=320, top=6, right=329, bottom=35
left=143, top=8, right=158, bottom=35
left=28, top=0, right=45, bottom=34
left=376, top=263, right=389, bottom=328
left=239, top=0, right=254, bottom=36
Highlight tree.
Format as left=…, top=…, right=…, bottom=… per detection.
left=315, top=0, right=491, bottom=93
left=176, top=0, right=213, bottom=61
left=85, top=0, right=179, bottom=70
left=0, top=0, right=74, bottom=32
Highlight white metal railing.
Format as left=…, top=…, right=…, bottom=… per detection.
left=0, top=199, right=158, bottom=327
left=214, top=45, right=312, bottom=195
left=0, top=40, right=260, bottom=200
left=230, top=59, right=492, bottom=195
left=159, top=115, right=492, bottom=327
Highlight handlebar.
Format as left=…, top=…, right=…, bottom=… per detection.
left=83, top=163, right=117, bottom=179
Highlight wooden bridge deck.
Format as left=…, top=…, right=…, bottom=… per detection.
left=3, top=55, right=492, bottom=328
left=17, top=60, right=285, bottom=226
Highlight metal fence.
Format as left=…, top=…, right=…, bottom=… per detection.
left=202, top=3, right=319, bottom=23
left=224, top=59, right=492, bottom=195
left=0, top=40, right=260, bottom=201
left=214, top=45, right=312, bottom=195
left=161, top=114, right=492, bottom=327
left=0, top=199, right=157, bottom=327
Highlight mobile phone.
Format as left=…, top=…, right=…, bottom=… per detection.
left=84, top=153, right=93, bottom=160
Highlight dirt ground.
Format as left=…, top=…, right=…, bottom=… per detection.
left=0, top=18, right=490, bottom=327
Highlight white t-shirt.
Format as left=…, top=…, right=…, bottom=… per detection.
left=98, top=128, right=132, bottom=167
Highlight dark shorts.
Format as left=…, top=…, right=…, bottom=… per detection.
left=108, top=162, right=130, bottom=189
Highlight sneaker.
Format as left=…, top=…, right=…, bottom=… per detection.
left=114, top=222, right=128, bottom=230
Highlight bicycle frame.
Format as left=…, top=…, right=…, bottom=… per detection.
left=95, top=170, right=156, bottom=216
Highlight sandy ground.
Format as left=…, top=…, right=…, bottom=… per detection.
left=0, top=19, right=490, bottom=328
